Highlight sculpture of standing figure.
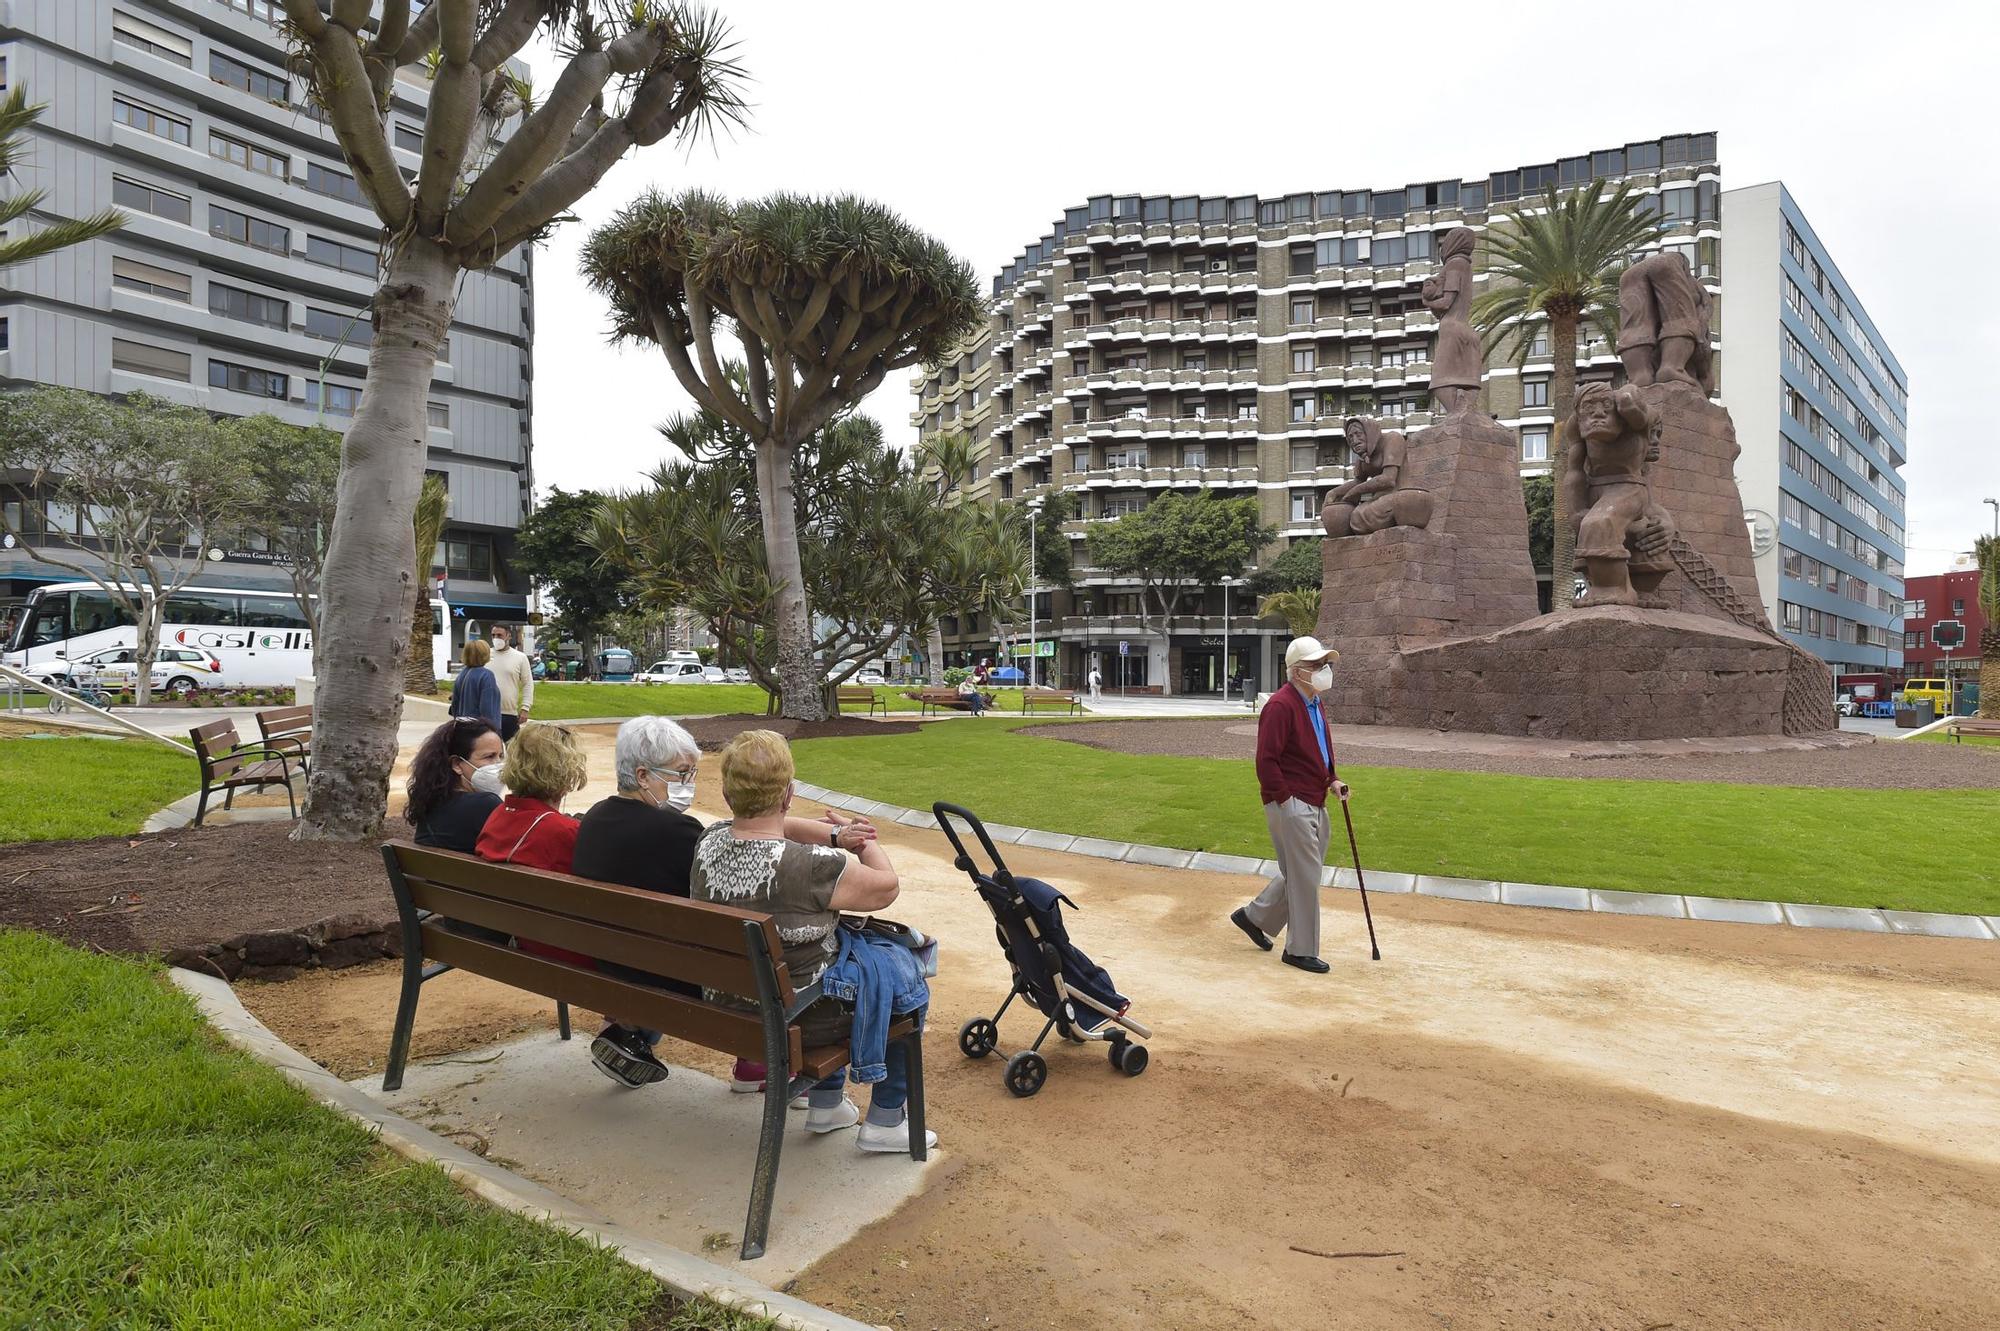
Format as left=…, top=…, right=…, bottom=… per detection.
left=1422, top=227, right=1481, bottom=415
left=1560, top=383, right=1675, bottom=607
left=1617, top=250, right=1715, bottom=392
left=1322, top=418, right=1432, bottom=536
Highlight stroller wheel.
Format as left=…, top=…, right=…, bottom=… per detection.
left=958, top=1017, right=999, bottom=1060
left=1003, top=1051, right=1047, bottom=1098
left=1113, top=1041, right=1149, bottom=1077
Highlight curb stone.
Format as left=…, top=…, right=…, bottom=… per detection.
left=165, top=970, right=880, bottom=1331
left=799, top=782, right=1996, bottom=943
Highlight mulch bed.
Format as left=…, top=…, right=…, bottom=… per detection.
left=679, top=715, right=921, bottom=748
left=0, top=820, right=401, bottom=979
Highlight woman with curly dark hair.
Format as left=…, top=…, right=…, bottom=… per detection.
left=404, top=717, right=505, bottom=852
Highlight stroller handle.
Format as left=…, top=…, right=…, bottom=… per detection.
left=931, top=802, right=1013, bottom=886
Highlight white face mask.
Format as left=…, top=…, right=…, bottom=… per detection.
left=665, top=781, right=696, bottom=813
left=1308, top=665, right=1333, bottom=692
left=468, top=762, right=506, bottom=796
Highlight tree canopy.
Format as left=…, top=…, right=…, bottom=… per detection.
left=1250, top=536, right=1323, bottom=596
left=514, top=487, right=633, bottom=654
left=231, top=415, right=341, bottom=652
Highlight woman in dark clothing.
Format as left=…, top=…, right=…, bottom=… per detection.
left=448, top=638, right=503, bottom=729
left=404, top=717, right=505, bottom=851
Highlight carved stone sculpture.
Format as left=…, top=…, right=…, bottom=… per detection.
left=1421, top=227, right=1481, bottom=415
left=1617, top=250, right=1715, bottom=393
left=1560, top=383, right=1675, bottom=607
left=1322, top=418, right=1432, bottom=536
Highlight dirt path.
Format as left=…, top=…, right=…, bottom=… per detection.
left=241, top=752, right=2000, bottom=1331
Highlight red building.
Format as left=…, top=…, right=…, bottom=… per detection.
left=1900, top=568, right=1986, bottom=680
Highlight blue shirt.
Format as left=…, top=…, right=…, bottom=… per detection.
left=1301, top=688, right=1330, bottom=771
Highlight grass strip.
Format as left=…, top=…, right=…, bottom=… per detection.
left=0, top=737, right=196, bottom=844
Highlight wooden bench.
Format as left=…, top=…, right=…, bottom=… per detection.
left=833, top=685, right=889, bottom=717
left=378, top=841, right=927, bottom=1261
left=188, top=719, right=300, bottom=828
left=1019, top=688, right=1083, bottom=716
left=906, top=687, right=992, bottom=716
left=1946, top=716, right=2000, bottom=743
left=255, top=704, right=313, bottom=771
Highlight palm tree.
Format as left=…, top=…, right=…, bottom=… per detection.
left=1977, top=535, right=1999, bottom=720
left=1257, top=588, right=1321, bottom=639
left=584, top=192, right=979, bottom=718
left=405, top=474, right=449, bottom=695
left=0, top=88, right=122, bottom=270
left=919, top=430, right=977, bottom=679
left=1470, top=183, right=1658, bottom=609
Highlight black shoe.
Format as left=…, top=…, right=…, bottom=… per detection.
left=1230, top=907, right=1273, bottom=952
left=590, top=1025, right=668, bottom=1089
left=1282, top=952, right=1330, bottom=973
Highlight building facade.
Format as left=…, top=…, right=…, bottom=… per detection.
left=1900, top=566, right=1984, bottom=685
left=914, top=134, right=1726, bottom=693
left=1718, top=182, right=1908, bottom=683
left=0, top=0, right=535, bottom=644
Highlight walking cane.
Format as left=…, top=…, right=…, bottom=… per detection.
left=1332, top=764, right=1381, bottom=961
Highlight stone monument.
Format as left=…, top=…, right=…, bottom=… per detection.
left=1422, top=227, right=1482, bottom=416
left=1562, top=383, right=1676, bottom=607
left=1321, top=419, right=1432, bottom=536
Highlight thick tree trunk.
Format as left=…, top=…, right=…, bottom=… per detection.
left=300, top=238, right=457, bottom=840
left=755, top=433, right=823, bottom=720
left=134, top=605, right=160, bottom=706
left=1979, top=627, right=1999, bottom=720
left=1548, top=314, right=1581, bottom=611
left=927, top=625, right=945, bottom=683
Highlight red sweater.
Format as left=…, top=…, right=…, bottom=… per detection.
left=474, top=795, right=587, bottom=966
left=1256, top=683, right=1336, bottom=807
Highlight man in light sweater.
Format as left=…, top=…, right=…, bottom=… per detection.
left=488, top=625, right=535, bottom=741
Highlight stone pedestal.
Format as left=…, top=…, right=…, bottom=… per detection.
left=1396, top=606, right=1792, bottom=739
left=1629, top=382, right=1767, bottom=623
left=1315, top=413, right=1539, bottom=725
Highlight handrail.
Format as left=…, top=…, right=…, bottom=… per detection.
left=0, top=662, right=198, bottom=755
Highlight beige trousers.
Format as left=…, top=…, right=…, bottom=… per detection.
left=1244, top=797, right=1330, bottom=959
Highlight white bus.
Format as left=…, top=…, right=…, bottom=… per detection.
left=2, top=582, right=450, bottom=689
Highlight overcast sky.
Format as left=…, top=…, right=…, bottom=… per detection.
left=524, top=0, right=1999, bottom=577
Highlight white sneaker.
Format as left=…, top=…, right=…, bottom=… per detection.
left=804, top=1098, right=860, bottom=1134
left=856, top=1115, right=939, bottom=1154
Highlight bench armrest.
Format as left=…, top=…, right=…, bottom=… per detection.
left=782, top=977, right=825, bottom=1024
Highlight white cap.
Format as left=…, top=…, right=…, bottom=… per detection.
left=1284, top=636, right=1339, bottom=670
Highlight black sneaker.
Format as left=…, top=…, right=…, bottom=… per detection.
left=590, top=1025, right=669, bottom=1089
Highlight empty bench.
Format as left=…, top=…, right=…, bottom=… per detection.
left=188, top=719, right=300, bottom=828
left=834, top=685, right=889, bottom=716
left=255, top=704, right=313, bottom=771
left=1019, top=688, right=1083, bottom=716
left=378, top=840, right=927, bottom=1261
left=1946, top=717, right=2000, bottom=743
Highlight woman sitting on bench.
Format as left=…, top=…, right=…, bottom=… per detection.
left=693, top=730, right=937, bottom=1155
left=404, top=718, right=505, bottom=853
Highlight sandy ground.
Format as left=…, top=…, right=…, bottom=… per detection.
left=1040, top=717, right=2000, bottom=789
left=241, top=737, right=2000, bottom=1331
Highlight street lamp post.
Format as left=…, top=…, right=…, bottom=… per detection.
left=1026, top=498, right=1043, bottom=687
left=1985, top=496, right=1998, bottom=542
left=1220, top=576, right=1241, bottom=699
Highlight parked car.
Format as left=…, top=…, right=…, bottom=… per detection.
left=725, top=667, right=751, bottom=683
left=1897, top=678, right=1951, bottom=712
left=36, top=644, right=222, bottom=696
left=1834, top=693, right=1857, bottom=716
left=701, top=665, right=728, bottom=683
left=637, top=660, right=707, bottom=684
left=855, top=670, right=887, bottom=686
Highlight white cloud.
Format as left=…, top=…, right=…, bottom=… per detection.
left=524, top=0, right=1999, bottom=574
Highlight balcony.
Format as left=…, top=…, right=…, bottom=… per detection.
left=1050, top=613, right=1265, bottom=636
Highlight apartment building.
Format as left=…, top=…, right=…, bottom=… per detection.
left=1899, top=565, right=1984, bottom=686
left=913, top=134, right=1725, bottom=693
left=0, top=0, right=535, bottom=645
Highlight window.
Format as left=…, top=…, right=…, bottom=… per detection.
left=112, top=175, right=191, bottom=225
left=1288, top=245, right=1313, bottom=277
left=209, top=358, right=288, bottom=399
left=1521, top=428, right=1549, bottom=462
left=209, top=50, right=286, bottom=101
left=209, top=203, right=289, bottom=254
left=1292, top=347, right=1316, bottom=374
left=1289, top=442, right=1317, bottom=472
left=1234, top=397, right=1256, bottom=420
left=1289, top=296, right=1314, bottom=325
left=1104, top=494, right=1146, bottom=519
left=113, top=96, right=190, bottom=145
left=1522, top=378, right=1550, bottom=409
left=209, top=281, right=288, bottom=329
left=1659, top=187, right=1695, bottom=224
left=305, top=161, right=363, bottom=205
left=111, top=256, right=191, bottom=302
left=394, top=123, right=424, bottom=154
left=1289, top=490, right=1318, bottom=522
left=427, top=401, right=450, bottom=428
left=306, top=234, right=375, bottom=276
left=112, top=338, right=190, bottom=380
left=113, top=12, right=192, bottom=65
left=1179, top=351, right=1206, bottom=371
left=1180, top=398, right=1206, bottom=419
left=1907, top=598, right=1926, bottom=618
left=217, top=0, right=283, bottom=22
left=240, top=596, right=310, bottom=629
left=1953, top=599, right=1965, bottom=617
left=1290, top=393, right=1315, bottom=423
left=304, top=380, right=361, bottom=417
left=210, top=130, right=286, bottom=177
left=305, top=306, right=372, bottom=346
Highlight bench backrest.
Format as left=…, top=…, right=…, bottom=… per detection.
left=834, top=687, right=874, bottom=701
left=380, top=840, right=803, bottom=1066
left=257, top=704, right=313, bottom=739
left=1025, top=689, right=1076, bottom=699
left=189, top=719, right=252, bottom=778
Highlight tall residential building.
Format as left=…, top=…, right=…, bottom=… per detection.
left=1899, top=564, right=1984, bottom=688
left=1718, top=183, right=1908, bottom=681
left=0, top=0, right=534, bottom=645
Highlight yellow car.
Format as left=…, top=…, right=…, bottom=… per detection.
left=1897, top=678, right=1951, bottom=711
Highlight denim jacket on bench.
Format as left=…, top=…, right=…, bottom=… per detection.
left=822, top=923, right=931, bottom=1083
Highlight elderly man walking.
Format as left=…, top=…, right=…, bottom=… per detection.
left=488, top=625, right=535, bottom=742
left=1231, top=636, right=1349, bottom=973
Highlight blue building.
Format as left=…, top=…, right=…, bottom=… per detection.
left=1720, top=182, right=1909, bottom=682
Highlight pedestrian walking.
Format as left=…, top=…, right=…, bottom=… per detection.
left=448, top=638, right=503, bottom=731
left=1230, top=636, right=1349, bottom=973
left=1088, top=664, right=1102, bottom=701
left=488, top=625, right=535, bottom=741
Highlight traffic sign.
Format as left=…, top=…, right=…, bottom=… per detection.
left=1933, top=619, right=1966, bottom=651
left=1118, top=640, right=1129, bottom=656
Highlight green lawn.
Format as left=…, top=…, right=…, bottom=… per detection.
left=791, top=720, right=2000, bottom=915
left=1913, top=729, right=2000, bottom=749
left=529, top=681, right=1032, bottom=721
left=0, top=930, right=770, bottom=1331
left=0, top=736, right=196, bottom=843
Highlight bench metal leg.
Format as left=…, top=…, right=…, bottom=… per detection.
left=740, top=1034, right=790, bottom=1261
left=904, top=1007, right=928, bottom=1163
left=192, top=784, right=211, bottom=829
left=556, top=1001, right=571, bottom=1041
left=383, top=943, right=423, bottom=1092
left=223, top=785, right=236, bottom=812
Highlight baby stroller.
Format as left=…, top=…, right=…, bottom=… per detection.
left=934, top=802, right=1153, bottom=1097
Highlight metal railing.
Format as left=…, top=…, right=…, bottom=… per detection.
left=0, top=662, right=197, bottom=754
